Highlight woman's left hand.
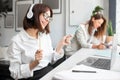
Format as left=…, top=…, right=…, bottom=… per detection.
left=56, top=34, right=73, bottom=53
left=97, top=43, right=106, bottom=49
left=62, top=34, right=73, bottom=46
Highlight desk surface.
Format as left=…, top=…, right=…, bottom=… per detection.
left=40, top=48, right=113, bottom=80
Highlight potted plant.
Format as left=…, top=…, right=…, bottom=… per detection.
left=92, top=6, right=104, bottom=16
left=106, top=20, right=114, bottom=43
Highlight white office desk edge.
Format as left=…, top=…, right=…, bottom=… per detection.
left=40, top=48, right=97, bottom=80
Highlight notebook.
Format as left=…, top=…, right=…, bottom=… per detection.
left=77, top=34, right=120, bottom=71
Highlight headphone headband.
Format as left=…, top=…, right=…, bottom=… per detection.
left=27, top=4, right=35, bottom=19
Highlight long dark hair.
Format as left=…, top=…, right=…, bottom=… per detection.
left=23, top=3, right=53, bottom=34
left=88, top=13, right=107, bottom=38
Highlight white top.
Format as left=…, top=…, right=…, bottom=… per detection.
left=65, top=24, right=106, bottom=56
left=76, top=24, right=106, bottom=48
left=7, top=30, right=64, bottom=79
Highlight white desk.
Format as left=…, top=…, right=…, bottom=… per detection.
left=40, top=48, right=119, bottom=80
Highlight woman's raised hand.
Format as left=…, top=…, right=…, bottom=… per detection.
left=63, top=34, right=73, bottom=45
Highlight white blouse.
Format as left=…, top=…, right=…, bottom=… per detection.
left=7, top=30, right=64, bottom=79
left=77, top=24, right=106, bottom=48
left=65, top=24, right=106, bottom=56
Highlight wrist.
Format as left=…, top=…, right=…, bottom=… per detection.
left=56, top=47, right=63, bottom=53
left=34, top=60, right=39, bottom=64
left=30, top=60, right=39, bottom=70
left=92, top=44, right=99, bottom=49
left=96, top=45, right=99, bottom=49
left=56, top=42, right=64, bottom=53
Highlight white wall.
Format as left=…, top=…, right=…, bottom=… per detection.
left=0, top=0, right=109, bottom=48
left=116, top=0, right=120, bottom=34
left=0, top=15, right=17, bottom=47
left=0, top=0, right=65, bottom=48
left=116, top=0, right=120, bottom=44
left=65, top=0, right=109, bottom=35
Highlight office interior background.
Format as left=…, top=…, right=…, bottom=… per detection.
left=0, top=0, right=119, bottom=49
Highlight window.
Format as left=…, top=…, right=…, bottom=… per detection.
left=15, top=0, right=33, bottom=31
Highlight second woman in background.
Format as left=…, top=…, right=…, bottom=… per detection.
left=65, top=7, right=108, bottom=56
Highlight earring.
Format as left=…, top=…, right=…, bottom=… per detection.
left=27, top=4, right=35, bottom=19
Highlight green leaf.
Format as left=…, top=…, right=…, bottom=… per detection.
left=92, top=5, right=104, bottom=16
left=107, top=21, right=114, bottom=36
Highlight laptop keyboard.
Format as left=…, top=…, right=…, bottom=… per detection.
left=77, top=57, right=111, bottom=70
left=91, top=58, right=111, bottom=70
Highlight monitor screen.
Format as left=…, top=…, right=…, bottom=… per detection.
left=0, top=0, right=13, bottom=13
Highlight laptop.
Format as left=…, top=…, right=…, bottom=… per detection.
left=77, top=34, right=120, bottom=71
left=110, top=34, right=120, bottom=71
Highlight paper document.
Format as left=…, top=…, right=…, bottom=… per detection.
left=93, top=49, right=111, bottom=57
left=53, top=64, right=120, bottom=80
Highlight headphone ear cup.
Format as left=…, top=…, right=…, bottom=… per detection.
left=27, top=4, right=35, bottom=19
left=30, top=16, right=34, bottom=21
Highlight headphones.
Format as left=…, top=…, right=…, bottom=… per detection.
left=27, top=4, right=35, bottom=19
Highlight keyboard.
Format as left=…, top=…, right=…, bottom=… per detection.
left=77, top=57, right=111, bottom=70
left=91, top=58, right=111, bottom=70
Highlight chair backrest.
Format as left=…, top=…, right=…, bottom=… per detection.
left=0, top=47, right=8, bottom=60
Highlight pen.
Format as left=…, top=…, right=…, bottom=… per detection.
left=72, top=70, right=96, bottom=73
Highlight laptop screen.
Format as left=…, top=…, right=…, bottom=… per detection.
left=110, top=34, right=120, bottom=71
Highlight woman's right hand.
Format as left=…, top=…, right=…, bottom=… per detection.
left=29, top=49, right=43, bottom=70
left=97, top=43, right=106, bottom=49
left=35, top=49, right=43, bottom=63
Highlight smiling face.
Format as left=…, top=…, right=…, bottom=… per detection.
left=92, top=18, right=104, bottom=29
left=23, top=4, right=53, bottom=34
left=39, top=10, right=52, bottom=30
